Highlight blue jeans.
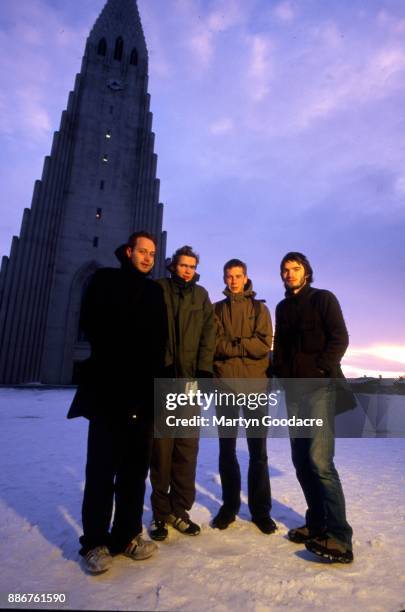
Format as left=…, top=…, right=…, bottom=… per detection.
left=288, top=384, right=353, bottom=549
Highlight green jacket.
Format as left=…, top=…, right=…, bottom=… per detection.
left=214, top=281, right=273, bottom=379
left=158, top=276, right=216, bottom=378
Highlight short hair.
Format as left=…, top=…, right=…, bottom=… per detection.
left=223, top=258, right=247, bottom=276
left=127, top=230, right=157, bottom=250
left=280, top=252, right=314, bottom=284
left=167, top=245, right=199, bottom=273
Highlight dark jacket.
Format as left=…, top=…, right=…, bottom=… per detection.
left=273, top=284, right=349, bottom=379
left=158, top=274, right=215, bottom=378
left=67, top=258, right=167, bottom=421
left=214, top=281, right=272, bottom=379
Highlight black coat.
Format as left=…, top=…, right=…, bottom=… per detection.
left=67, top=261, right=167, bottom=421
left=273, top=285, right=349, bottom=379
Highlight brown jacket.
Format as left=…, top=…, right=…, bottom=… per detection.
left=214, top=281, right=273, bottom=378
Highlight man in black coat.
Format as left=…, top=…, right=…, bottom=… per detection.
left=67, top=231, right=167, bottom=573
left=273, top=252, right=353, bottom=563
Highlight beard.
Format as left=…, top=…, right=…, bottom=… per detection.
left=284, top=277, right=307, bottom=293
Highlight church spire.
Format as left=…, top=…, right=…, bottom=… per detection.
left=0, top=0, right=166, bottom=384
left=89, top=0, right=147, bottom=61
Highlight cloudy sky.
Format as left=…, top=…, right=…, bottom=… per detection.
left=1, top=0, right=405, bottom=377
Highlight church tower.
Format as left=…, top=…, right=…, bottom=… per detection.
left=0, top=0, right=167, bottom=385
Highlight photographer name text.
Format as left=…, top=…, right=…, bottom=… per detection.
left=165, top=415, right=324, bottom=428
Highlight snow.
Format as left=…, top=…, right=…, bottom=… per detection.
left=0, top=388, right=404, bottom=612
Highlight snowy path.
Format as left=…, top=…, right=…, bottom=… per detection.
left=0, top=388, right=404, bottom=611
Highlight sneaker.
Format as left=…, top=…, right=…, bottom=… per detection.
left=168, top=514, right=201, bottom=536
left=305, top=536, right=354, bottom=564
left=149, top=519, right=168, bottom=541
left=287, top=525, right=323, bottom=544
left=252, top=516, right=277, bottom=534
left=124, top=535, right=158, bottom=561
left=84, top=545, right=113, bottom=574
left=212, top=507, right=236, bottom=530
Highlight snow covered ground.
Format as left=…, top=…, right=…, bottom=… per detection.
left=0, top=388, right=404, bottom=612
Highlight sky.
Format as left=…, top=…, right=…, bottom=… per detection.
left=1, top=0, right=405, bottom=377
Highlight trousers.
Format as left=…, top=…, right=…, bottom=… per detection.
left=150, top=437, right=199, bottom=520
left=80, top=415, right=153, bottom=555
left=218, top=436, right=272, bottom=518
left=288, top=385, right=353, bottom=548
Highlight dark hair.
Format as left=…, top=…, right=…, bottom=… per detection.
left=280, top=252, right=314, bottom=284
left=167, top=245, right=199, bottom=272
left=223, top=258, right=247, bottom=276
left=127, top=230, right=157, bottom=249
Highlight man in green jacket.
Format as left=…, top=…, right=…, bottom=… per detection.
left=212, top=258, right=276, bottom=534
left=150, top=245, right=216, bottom=541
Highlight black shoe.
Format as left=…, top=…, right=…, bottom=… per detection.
left=212, top=507, right=236, bottom=530
left=149, top=520, right=168, bottom=541
left=168, top=514, right=201, bottom=536
left=252, top=516, right=277, bottom=534
left=305, top=536, right=354, bottom=564
left=287, top=525, right=323, bottom=544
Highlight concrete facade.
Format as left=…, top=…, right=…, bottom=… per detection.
left=0, top=0, right=167, bottom=384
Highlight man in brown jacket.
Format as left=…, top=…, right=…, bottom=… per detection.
left=212, top=259, right=276, bottom=534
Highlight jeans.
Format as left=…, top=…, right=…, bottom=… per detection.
left=219, top=436, right=272, bottom=519
left=288, top=384, right=353, bottom=549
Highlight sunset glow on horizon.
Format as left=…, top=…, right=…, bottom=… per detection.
left=343, top=344, right=405, bottom=378
left=1, top=0, right=404, bottom=361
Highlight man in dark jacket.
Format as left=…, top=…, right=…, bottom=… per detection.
left=149, top=245, right=216, bottom=541
left=67, top=231, right=167, bottom=573
left=273, top=251, right=353, bottom=563
left=212, top=259, right=276, bottom=534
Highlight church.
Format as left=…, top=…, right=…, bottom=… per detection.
left=0, top=0, right=166, bottom=385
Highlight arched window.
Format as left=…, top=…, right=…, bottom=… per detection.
left=130, top=48, right=138, bottom=66
left=114, top=36, right=124, bottom=61
left=97, top=38, right=107, bottom=56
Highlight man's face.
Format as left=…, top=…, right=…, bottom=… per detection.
left=224, top=266, right=248, bottom=294
left=281, top=260, right=308, bottom=293
left=126, top=237, right=156, bottom=274
left=175, top=255, right=197, bottom=282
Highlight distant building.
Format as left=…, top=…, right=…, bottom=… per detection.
left=0, top=0, right=167, bottom=384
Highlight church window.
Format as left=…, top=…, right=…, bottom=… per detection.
left=102, top=154, right=108, bottom=162
left=130, top=48, right=138, bottom=66
left=96, top=208, right=102, bottom=219
left=97, top=38, right=107, bottom=56
left=114, top=37, right=124, bottom=61
left=100, top=180, right=104, bottom=190
left=93, top=237, right=99, bottom=247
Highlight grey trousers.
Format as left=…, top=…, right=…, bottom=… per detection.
left=150, top=437, right=199, bottom=521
